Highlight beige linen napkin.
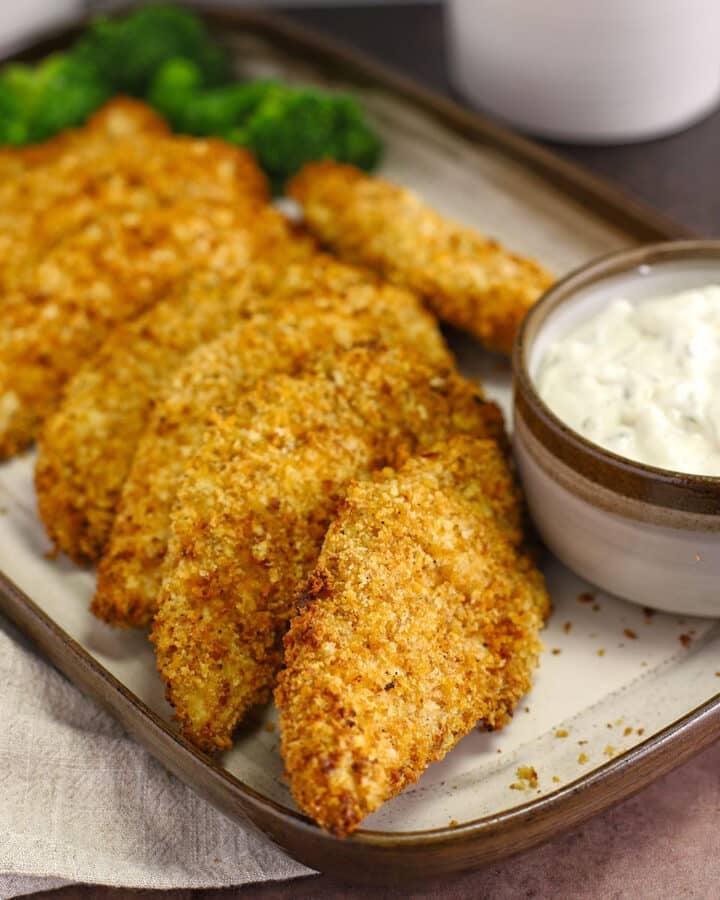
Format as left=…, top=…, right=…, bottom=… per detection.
left=0, top=614, right=311, bottom=897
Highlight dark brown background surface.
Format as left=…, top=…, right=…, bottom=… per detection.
left=19, top=3, right=720, bottom=898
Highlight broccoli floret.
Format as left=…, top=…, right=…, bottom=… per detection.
left=0, top=79, right=27, bottom=145
left=243, top=87, right=382, bottom=186
left=0, top=3, right=383, bottom=176
left=150, top=67, right=383, bottom=188
left=0, top=54, right=109, bottom=144
left=73, top=5, right=230, bottom=97
left=145, top=57, right=201, bottom=127
left=148, top=58, right=275, bottom=137
left=244, top=88, right=338, bottom=178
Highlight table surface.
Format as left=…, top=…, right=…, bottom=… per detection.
left=25, top=4, right=720, bottom=899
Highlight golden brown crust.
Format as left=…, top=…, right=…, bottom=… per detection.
left=151, top=347, right=506, bottom=752
left=92, top=262, right=448, bottom=626
left=288, top=161, right=554, bottom=353
left=0, top=186, right=270, bottom=461
left=0, top=122, right=267, bottom=295
left=34, top=212, right=312, bottom=563
left=0, top=98, right=269, bottom=461
left=275, top=436, right=549, bottom=836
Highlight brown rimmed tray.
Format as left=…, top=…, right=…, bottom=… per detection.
left=2, top=4, right=718, bottom=884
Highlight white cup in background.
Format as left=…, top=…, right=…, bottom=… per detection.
left=0, top=0, right=82, bottom=54
left=447, top=0, right=720, bottom=143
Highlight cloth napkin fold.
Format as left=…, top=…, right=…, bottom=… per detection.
left=0, top=614, right=311, bottom=898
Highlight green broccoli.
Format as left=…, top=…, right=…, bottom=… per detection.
left=148, top=58, right=382, bottom=188
left=242, top=87, right=382, bottom=187
left=0, top=54, right=110, bottom=143
left=0, top=3, right=383, bottom=181
left=73, top=5, right=230, bottom=97
left=147, top=58, right=275, bottom=138
left=0, top=79, right=27, bottom=145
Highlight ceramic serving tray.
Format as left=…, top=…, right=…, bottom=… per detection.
left=2, top=6, right=718, bottom=883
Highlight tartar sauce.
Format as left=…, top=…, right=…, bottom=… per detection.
left=536, top=285, right=720, bottom=476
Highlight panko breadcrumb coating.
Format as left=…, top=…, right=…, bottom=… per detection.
left=288, top=161, right=555, bottom=353
left=93, top=266, right=449, bottom=627
left=276, top=436, right=549, bottom=837
left=0, top=112, right=267, bottom=293
left=152, top=346, right=506, bottom=752
left=35, top=212, right=313, bottom=563
left=0, top=197, right=266, bottom=460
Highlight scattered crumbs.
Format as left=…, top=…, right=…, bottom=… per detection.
left=577, top=592, right=594, bottom=604
left=623, top=727, right=633, bottom=737
left=563, top=621, right=572, bottom=634
left=578, top=740, right=588, bottom=746
left=641, top=661, right=648, bottom=667
left=614, top=719, right=623, bottom=726
left=518, top=766, right=538, bottom=788
left=552, top=776, right=561, bottom=784
left=555, top=729, right=569, bottom=739
left=679, top=633, right=692, bottom=648
left=449, top=819, right=459, bottom=828
left=524, top=706, right=530, bottom=714
left=604, top=745, right=616, bottom=758
left=642, top=606, right=655, bottom=619
left=0, top=504, right=7, bottom=515
left=637, top=728, right=645, bottom=736
left=213, top=856, right=220, bottom=863
left=551, top=648, right=562, bottom=655
left=496, top=748, right=503, bottom=754
left=606, top=723, right=613, bottom=729
left=510, top=766, right=538, bottom=792
left=624, top=629, right=637, bottom=640
left=597, top=648, right=606, bottom=657
left=578, top=753, right=589, bottom=764
left=592, top=603, right=600, bottom=612
left=715, top=672, right=720, bottom=678
left=264, top=722, right=276, bottom=733
left=695, top=553, right=702, bottom=561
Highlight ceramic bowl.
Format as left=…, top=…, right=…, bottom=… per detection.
left=513, top=241, right=720, bottom=617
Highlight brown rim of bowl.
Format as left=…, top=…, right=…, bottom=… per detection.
left=513, top=240, right=720, bottom=515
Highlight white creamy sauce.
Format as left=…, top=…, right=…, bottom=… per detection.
left=536, top=285, right=720, bottom=476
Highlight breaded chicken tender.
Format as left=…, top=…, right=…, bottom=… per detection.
left=0, top=200, right=269, bottom=459
left=276, top=436, right=549, bottom=837
left=0, top=118, right=267, bottom=293
left=93, top=268, right=449, bottom=626
left=288, top=161, right=554, bottom=353
left=35, top=212, right=313, bottom=563
left=152, top=346, right=506, bottom=752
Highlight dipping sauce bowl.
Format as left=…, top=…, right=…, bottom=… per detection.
left=513, top=241, right=720, bottom=616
